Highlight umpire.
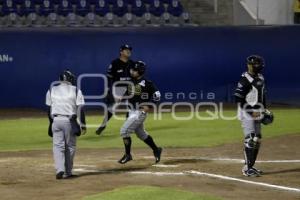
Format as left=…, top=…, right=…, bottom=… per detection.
left=96, top=44, right=135, bottom=135
left=46, top=70, right=86, bottom=179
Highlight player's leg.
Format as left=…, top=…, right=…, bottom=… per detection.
left=251, top=122, right=262, bottom=174
left=95, top=103, right=114, bottom=135
left=96, top=87, right=127, bottom=135
left=135, top=120, right=162, bottom=164
left=119, top=110, right=140, bottom=164
left=52, top=119, right=66, bottom=179
left=241, top=112, right=261, bottom=177
left=96, top=87, right=116, bottom=135
left=64, top=121, right=77, bottom=178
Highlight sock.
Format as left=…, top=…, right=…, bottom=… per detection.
left=144, top=135, right=158, bottom=152
left=107, top=111, right=113, bottom=121
left=123, top=137, right=132, bottom=155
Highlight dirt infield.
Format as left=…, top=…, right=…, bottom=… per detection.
left=0, top=134, right=299, bottom=200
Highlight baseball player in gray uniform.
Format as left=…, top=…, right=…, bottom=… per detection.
left=118, top=61, right=162, bottom=164
left=46, top=70, right=86, bottom=179
left=234, top=55, right=273, bottom=177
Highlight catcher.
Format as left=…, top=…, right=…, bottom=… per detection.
left=234, top=55, right=274, bottom=177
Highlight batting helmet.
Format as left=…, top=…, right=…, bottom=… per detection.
left=247, top=55, right=265, bottom=74
left=132, top=61, right=146, bottom=76
left=120, top=44, right=132, bottom=52
left=59, top=70, right=76, bottom=85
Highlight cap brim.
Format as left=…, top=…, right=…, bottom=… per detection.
left=120, top=47, right=132, bottom=51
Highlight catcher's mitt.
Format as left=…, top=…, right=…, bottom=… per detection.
left=261, top=110, right=274, bottom=125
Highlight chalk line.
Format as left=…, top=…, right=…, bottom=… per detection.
left=129, top=170, right=300, bottom=193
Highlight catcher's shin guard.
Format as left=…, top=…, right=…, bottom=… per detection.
left=244, top=147, right=255, bottom=169
left=244, top=133, right=261, bottom=169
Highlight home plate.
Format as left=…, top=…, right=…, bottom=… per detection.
left=152, top=164, right=179, bottom=168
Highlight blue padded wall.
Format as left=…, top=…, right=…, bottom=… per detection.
left=0, top=26, right=299, bottom=108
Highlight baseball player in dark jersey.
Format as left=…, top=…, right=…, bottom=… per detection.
left=96, top=44, right=135, bottom=135
left=234, top=55, right=273, bottom=177
left=118, top=61, right=162, bottom=164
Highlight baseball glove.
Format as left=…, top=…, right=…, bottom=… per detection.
left=261, top=109, right=274, bottom=125
left=71, top=115, right=82, bottom=137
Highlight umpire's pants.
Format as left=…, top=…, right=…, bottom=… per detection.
left=52, top=116, right=77, bottom=175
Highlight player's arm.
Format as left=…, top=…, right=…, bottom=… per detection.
left=106, top=62, right=115, bottom=89
left=76, top=90, right=87, bottom=133
left=47, top=107, right=53, bottom=138
left=263, top=86, right=267, bottom=109
left=45, top=90, right=53, bottom=123
left=147, top=81, right=161, bottom=103
left=234, top=77, right=249, bottom=107
left=79, top=108, right=86, bottom=128
left=45, top=90, right=53, bottom=137
left=47, top=107, right=53, bottom=123
left=142, top=81, right=161, bottom=112
left=234, top=77, right=256, bottom=116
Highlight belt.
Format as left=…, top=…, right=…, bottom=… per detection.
left=53, top=114, right=71, bottom=118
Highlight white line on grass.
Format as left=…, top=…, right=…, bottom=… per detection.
left=142, top=156, right=300, bottom=163
left=188, top=170, right=300, bottom=193
left=131, top=171, right=185, bottom=176
left=129, top=171, right=300, bottom=193
left=256, top=160, right=300, bottom=163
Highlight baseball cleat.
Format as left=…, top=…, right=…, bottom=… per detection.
left=242, top=168, right=260, bottom=177
left=154, top=147, right=162, bottom=163
left=118, top=154, right=132, bottom=164
left=95, top=126, right=106, bottom=135
left=242, top=165, right=263, bottom=175
left=56, top=171, right=64, bottom=180
left=252, top=167, right=263, bottom=175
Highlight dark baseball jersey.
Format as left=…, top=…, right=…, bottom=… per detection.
left=106, top=58, right=135, bottom=87
left=234, top=72, right=266, bottom=111
left=127, top=77, right=161, bottom=109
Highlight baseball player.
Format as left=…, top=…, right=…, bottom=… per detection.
left=118, top=61, right=162, bottom=164
left=234, top=55, right=273, bottom=177
left=95, top=44, right=135, bottom=135
left=46, top=70, right=86, bottom=179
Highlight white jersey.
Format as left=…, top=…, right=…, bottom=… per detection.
left=46, top=82, right=85, bottom=116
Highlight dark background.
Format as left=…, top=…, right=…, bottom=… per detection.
left=0, top=26, right=299, bottom=108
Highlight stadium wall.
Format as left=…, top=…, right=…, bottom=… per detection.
left=0, top=26, right=299, bottom=108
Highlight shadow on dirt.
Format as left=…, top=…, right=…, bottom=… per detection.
left=263, top=168, right=300, bottom=175
left=163, top=158, right=211, bottom=165
left=77, top=166, right=150, bottom=177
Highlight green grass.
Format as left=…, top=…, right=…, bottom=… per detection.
left=0, top=109, right=299, bottom=151
left=82, top=186, right=222, bottom=200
